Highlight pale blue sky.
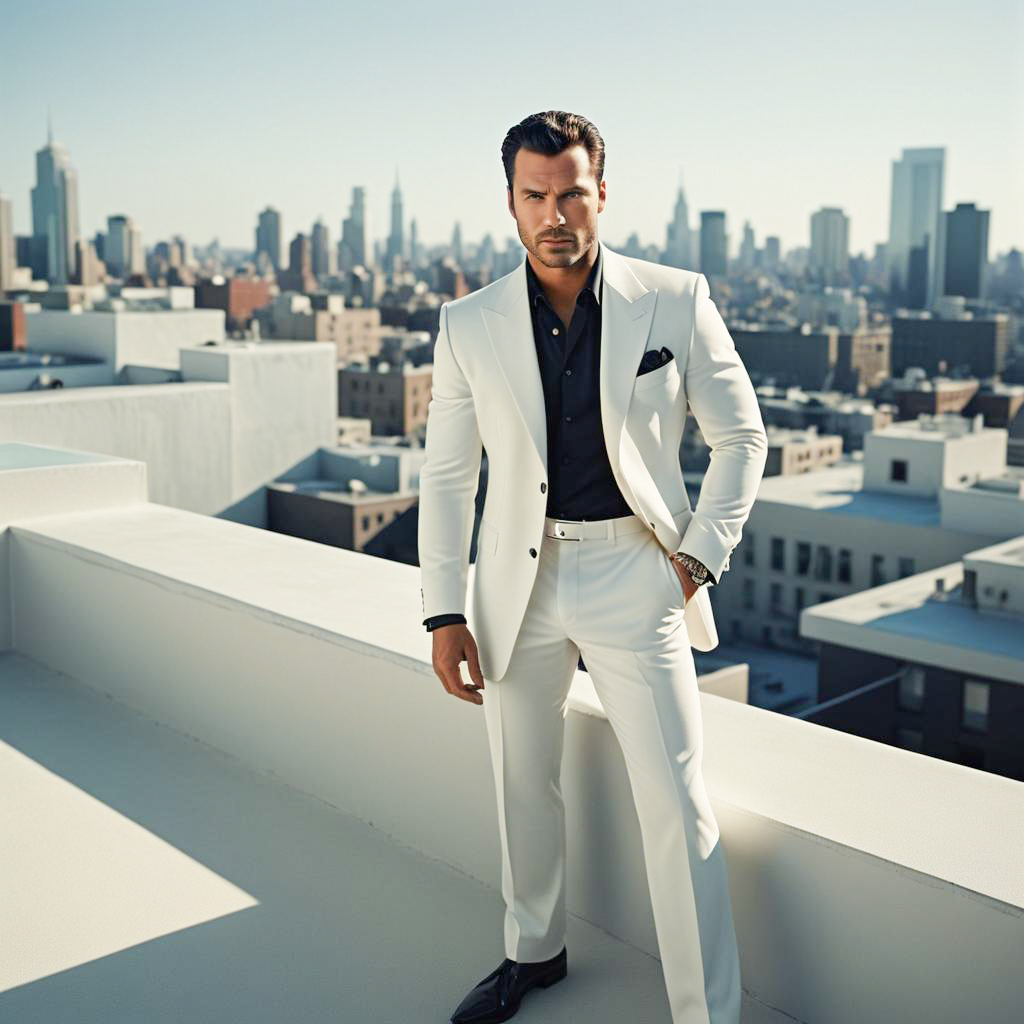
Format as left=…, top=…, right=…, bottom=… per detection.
left=2, top=0, right=1021, bottom=257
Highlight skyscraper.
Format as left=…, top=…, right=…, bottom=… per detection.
left=311, top=218, right=334, bottom=280
left=30, top=116, right=81, bottom=285
left=809, top=207, right=850, bottom=284
left=664, top=179, right=694, bottom=269
left=699, top=211, right=727, bottom=277
left=737, top=221, right=756, bottom=271
left=937, top=202, right=990, bottom=300
left=340, top=187, right=367, bottom=271
left=281, top=232, right=317, bottom=293
left=451, top=221, right=462, bottom=264
left=0, top=191, right=15, bottom=291
left=105, top=215, right=132, bottom=278
left=256, top=206, right=282, bottom=272
left=386, top=169, right=404, bottom=270
left=887, top=147, right=945, bottom=308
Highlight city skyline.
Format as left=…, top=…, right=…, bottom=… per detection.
left=2, top=0, right=1021, bottom=258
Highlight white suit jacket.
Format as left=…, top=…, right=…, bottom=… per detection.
left=418, top=240, right=768, bottom=683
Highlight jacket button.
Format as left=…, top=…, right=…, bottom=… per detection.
left=540, top=482, right=546, bottom=493
left=529, top=547, right=537, bottom=557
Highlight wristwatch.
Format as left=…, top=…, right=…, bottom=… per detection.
left=669, top=551, right=711, bottom=587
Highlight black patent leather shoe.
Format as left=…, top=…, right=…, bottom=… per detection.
left=450, top=945, right=567, bottom=1024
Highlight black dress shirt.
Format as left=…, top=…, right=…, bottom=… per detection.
left=423, top=247, right=711, bottom=632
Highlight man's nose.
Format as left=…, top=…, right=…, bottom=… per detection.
left=543, top=200, right=566, bottom=227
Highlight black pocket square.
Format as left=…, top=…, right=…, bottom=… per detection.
left=637, top=346, right=674, bottom=376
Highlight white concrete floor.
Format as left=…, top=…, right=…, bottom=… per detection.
left=0, top=651, right=794, bottom=1023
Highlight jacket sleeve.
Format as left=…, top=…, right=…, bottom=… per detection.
left=675, top=273, right=767, bottom=583
left=417, top=301, right=483, bottom=620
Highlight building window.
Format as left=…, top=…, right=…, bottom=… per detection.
left=838, top=548, right=852, bottom=583
left=898, top=556, right=915, bottom=578
left=770, top=582, right=783, bottom=613
left=361, top=515, right=370, bottom=530
left=897, top=666, right=925, bottom=712
left=896, top=727, right=923, bottom=752
left=963, top=568, right=977, bottom=605
left=961, top=679, right=990, bottom=733
left=794, top=587, right=805, bottom=614
left=742, top=578, right=755, bottom=611
left=871, top=554, right=886, bottom=586
left=796, top=541, right=811, bottom=576
left=890, top=459, right=908, bottom=482
left=743, top=532, right=756, bottom=567
left=813, top=544, right=832, bottom=581
left=771, top=537, right=785, bottom=572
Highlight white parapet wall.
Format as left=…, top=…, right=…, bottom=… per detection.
left=3, top=444, right=1022, bottom=1024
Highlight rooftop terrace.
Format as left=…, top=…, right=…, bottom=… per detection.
left=2, top=441, right=1021, bottom=1023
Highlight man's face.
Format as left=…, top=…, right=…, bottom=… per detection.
left=507, top=144, right=605, bottom=268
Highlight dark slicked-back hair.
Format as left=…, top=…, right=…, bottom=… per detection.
left=500, top=110, right=606, bottom=191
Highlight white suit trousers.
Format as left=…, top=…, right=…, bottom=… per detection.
left=480, top=512, right=742, bottom=1024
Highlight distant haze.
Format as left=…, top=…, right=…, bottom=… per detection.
left=1, top=0, right=1021, bottom=256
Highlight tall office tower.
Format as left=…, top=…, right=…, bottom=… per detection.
left=105, top=215, right=133, bottom=278
left=128, top=225, right=144, bottom=275
left=763, top=236, right=781, bottom=271
left=409, top=217, right=419, bottom=267
left=699, top=211, right=728, bottom=276
left=936, top=202, right=990, bottom=300
left=256, top=207, right=282, bottom=273
left=386, top=169, right=404, bottom=270
left=478, top=231, right=495, bottom=271
left=340, top=187, right=367, bottom=271
left=74, top=238, right=103, bottom=285
left=809, top=207, right=850, bottom=284
left=887, top=147, right=945, bottom=308
left=172, top=234, right=192, bottom=267
left=311, top=218, right=334, bottom=279
left=282, top=232, right=317, bottom=293
left=0, top=191, right=15, bottom=291
left=737, top=220, right=756, bottom=270
left=451, top=221, right=463, bottom=264
left=30, top=117, right=81, bottom=284
left=664, top=179, right=694, bottom=269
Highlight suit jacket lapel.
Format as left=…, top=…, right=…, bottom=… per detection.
left=480, top=241, right=658, bottom=490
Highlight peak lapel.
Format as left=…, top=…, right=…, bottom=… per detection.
left=598, top=243, right=658, bottom=498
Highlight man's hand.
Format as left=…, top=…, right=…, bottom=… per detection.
left=431, top=623, right=485, bottom=705
left=668, top=557, right=699, bottom=606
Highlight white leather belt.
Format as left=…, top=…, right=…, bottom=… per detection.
left=544, top=514, right=649, bottom=541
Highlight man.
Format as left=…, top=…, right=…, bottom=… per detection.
left=418, top=110, right=767, bottom=1024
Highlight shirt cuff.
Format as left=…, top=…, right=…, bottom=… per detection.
left=423, top=613, right=468, bottom=632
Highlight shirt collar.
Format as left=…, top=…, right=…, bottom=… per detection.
left=525, top=243, right=602, bottom=311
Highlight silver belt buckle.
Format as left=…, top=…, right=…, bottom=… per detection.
left=552, top=518, right=581, bottom=540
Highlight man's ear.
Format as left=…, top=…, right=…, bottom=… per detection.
left=507, top=187, right=515, bottom=217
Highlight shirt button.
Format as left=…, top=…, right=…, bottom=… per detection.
left=564, top=415, right=572, bottom=423
left=552, top=327, right=560, bottom=335
left=564, top=368, right=572, bottom=376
